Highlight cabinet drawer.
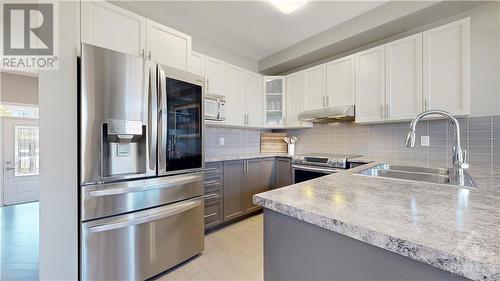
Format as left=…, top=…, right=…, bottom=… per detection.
left=204, top=162, right=223, bottom=178
left=204, top=199, right=223, bottom=229
left=203, top=190, right=222, bottom=204
left=204, top=176, right=223, bottom=192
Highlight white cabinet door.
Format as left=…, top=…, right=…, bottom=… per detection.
left=327, top=55, right=355, bottom=107
left=190, top=51, right=205, bottom=76
left=423, top=18, right=470, bottom=115
left=304, top=64, right=327, bottom=111
left=81, top=1, right=146, bottom=56
left=245, top=72, right=263, bottom=127
left=225, top=65, right=246, bottom=126
left=205, top=56, right=226, bottom=96
left=355, top=46, right=385, bottom=123
left=385, top=33, right=423, bottom=121
left=286, top=71, right=305, bottom=128
left=147, top=20, right=191, bottom=71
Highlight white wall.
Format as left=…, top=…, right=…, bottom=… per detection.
left=38, top=1, right=79, bottom=280
left=0, top=73, right=38, bottom=105
left=192, top=35, right=259, bottom=73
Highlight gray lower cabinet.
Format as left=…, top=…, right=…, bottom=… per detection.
left=204, top=162, right=224, bottom=229
left=276, top=158, right=292, bottom=188
left=244, top=159, right=263, bottom=213
left=262, top=158, right=275, bottom=191
left=223, top=160, right=245, bottom=221
left=206, top=157, right=284, bottom=227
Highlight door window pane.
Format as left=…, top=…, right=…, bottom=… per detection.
left=14, top=126, right=39, bottom=176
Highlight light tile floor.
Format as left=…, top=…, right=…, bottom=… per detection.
left=156, top=214, right=264, bottom=281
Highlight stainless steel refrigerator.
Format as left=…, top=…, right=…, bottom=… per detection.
left=79, top=43, right=205, bottom=280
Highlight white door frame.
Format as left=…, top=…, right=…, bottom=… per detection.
left=1, top=116, right=40, bottom=205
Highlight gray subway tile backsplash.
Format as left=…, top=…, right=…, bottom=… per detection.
left=287, top=115, right=500, bottom=169
left=205, top=116, right=500, bottom=170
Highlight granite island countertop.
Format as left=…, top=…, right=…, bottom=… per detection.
left=254, top=161, right=500, bottom=281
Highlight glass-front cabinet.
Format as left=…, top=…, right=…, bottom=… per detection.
left=263, top=76, right=286, bottom=128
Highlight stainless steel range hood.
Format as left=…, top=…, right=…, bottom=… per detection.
left=298, top=105, right=355, bottom=123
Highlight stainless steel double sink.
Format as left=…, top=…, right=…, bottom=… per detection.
left=356, top=164, right=477, bottom=188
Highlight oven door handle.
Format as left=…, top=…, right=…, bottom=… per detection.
left=292, top=164, right=339, bottom=174
left=87, top=197, right=202, bottom=233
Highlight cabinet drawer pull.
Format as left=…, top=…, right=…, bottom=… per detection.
left=205, top=180, right=219, bottom=186
left=204, top=193, right=221, bottom=200
left=204, top=212, right=218, bottom=219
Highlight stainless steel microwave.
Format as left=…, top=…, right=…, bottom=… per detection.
left=205, top=94, right=225, bottom=122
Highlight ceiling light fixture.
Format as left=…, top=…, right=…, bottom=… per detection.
left=269, top=0, right=308, bottom=15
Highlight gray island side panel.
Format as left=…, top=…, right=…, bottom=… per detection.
left=264, top=209, right=471, bottom=281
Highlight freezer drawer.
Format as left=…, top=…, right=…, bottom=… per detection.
left=81, top=197, right=204, bottom=281
left=81, top=172, right=204, bottom=221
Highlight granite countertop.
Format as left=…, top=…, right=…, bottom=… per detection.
left=253, top=161, right=500, bottom=281
left=205, top=153, right=290, bottom=162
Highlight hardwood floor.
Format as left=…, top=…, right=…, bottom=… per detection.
left=155, top=214, right=264, bottom=281
left=0, top=202, right=39, bottom=281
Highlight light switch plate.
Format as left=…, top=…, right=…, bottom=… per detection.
left=421, top=136, right=430, bottom=146
left=219, top=137, right=225, bottom=145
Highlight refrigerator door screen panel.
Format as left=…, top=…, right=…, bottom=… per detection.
left=159, top=66, right=204, bottom=175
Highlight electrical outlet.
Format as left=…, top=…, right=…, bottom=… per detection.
left=421, top=136, right=430, bottom=146
left=219, top=137, right=225, bottom=145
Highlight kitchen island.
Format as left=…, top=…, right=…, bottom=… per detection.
left=254, top=161, right=500, bottom=281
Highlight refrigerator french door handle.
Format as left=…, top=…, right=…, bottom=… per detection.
left=87, top=173, right=203, bottom=197
left=147, top=62, right=158, bottom=171
left=158, top=67, right=168, bottom=174
left=87, top=197, right=202, bottom=233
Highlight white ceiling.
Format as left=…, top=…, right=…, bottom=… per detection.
left=113, top=1, right=385, bottom=61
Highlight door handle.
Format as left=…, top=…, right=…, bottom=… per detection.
left=5, top=167, right=15, bottom=171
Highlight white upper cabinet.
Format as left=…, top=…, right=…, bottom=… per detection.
left=205, top=56, right=226, bottom=96
left=81, top=1, right=146, bottom=57
left=286, top=71, right=312, bottom=128
left=245, top=72, right=263, bottom=127
left=304, top=64, right=327, bottom=111
left=189, top=51, right=205, bottom=76
left=355, top=46, right=386, bottom=123
left=263, top=76, right=286, bottom=128
left=423, top=18, right=470, bottom=115
left=225, top=65, right=246, bottom=126
left=327, top=55, right=355, bottom=107
left=146, top=20, right=191, bottom=71
left=385, top=33, right=423, bottom=121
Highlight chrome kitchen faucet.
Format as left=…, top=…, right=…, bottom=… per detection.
left=406, top=110, right=473, bottom=187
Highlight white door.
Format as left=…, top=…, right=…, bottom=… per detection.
left=327, top=55, right=355, bottom=107
left=3, top=118, right=40, bottom=205
left=205, top=56, right=226, bottom=96
left=245, top=72, right=263, bottom=127
left=423, top=18, right=470, bottom=115
left=286, top=71, right=305, bottom=128
left=304, top=64, right=327, bottom=111
left=385, top=33, right=423, bottom=121
left=147, top=20, right=192, bottom=71
left=190, top=51, right=205, bottom=76
left=81, top=0, right=146, bottom=57
left=225, top=65, right=246, bottom=126
left=355, top=46, right=386, bottom=123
